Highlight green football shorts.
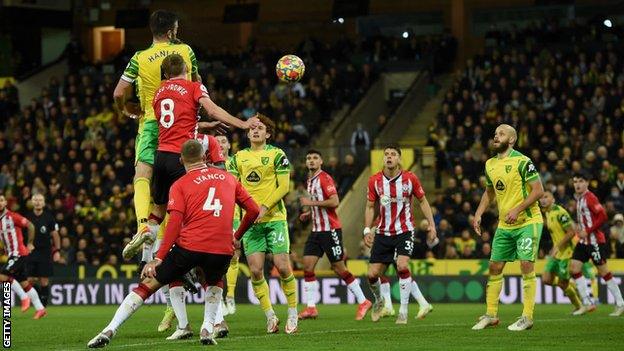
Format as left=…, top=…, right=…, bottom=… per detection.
left=544, top=257, right=595, bottom=280
left=135, top=119, right=158, bottom=166
left=242, top=221, right=289, bottom=255
left=491, top=223, right=542, bottom=262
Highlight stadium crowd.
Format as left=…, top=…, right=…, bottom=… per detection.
left=0, top=33, right=455, bottom=266
left=427, top=20, right=624, bottom=260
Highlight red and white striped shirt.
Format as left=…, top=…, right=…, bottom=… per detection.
left=0, top=210, right=30, bottom=257
left=307, top=170, right=341, bottom=232
left=195, top=133, right=225, bottom=164
left=367, top=171, right=425, bottom=236
left=575, top=190, right=607, bottom=245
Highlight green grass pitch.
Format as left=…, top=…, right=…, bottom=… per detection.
left=8, top=303, right=624, bottom=350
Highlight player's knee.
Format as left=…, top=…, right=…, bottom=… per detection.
left=542, top=276, right=553, bottom=285
left=519, top=261, right=534, bottom=274
left=276, top=264, right=292, bottom=278
left=330, top=261, right=347, bottom=274
left=249, top=266, right=264, bottom=280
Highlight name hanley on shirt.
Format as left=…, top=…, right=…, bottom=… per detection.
left=193, top=173, right=226, bottom=185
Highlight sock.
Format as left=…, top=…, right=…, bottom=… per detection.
left=339, top=271, right=367, bottom=304
left=522, top=272, right=536, bottom=320
left=215, top=297, right=225, bottom=324
left=251, top=278, right=273, bottom=315
left=156, top=214, right=168, bottom=244
left=169, top=284, right=188, bottom=329
left=133, top=177, right=151, bottom=231
left=379, top=279, right=392, bottom=309
left=104, top=283, right=152, bottom=332
left=226, top=256, right=240, bottom=298
left=604, top=272, right=624, bottom=307
left=368, top=277, right=382, bottom=303
left=202, top=286, right=222, bottom=334
left=11, top=280, right=28, bottom=300
left=39, top=285, right=50, bottom=306
left=486, top=273, right=503, bottom=317
left=141, top=242, right=153, bottom=262
left=398, top=269, right=411, bottom=315
left=411, top=280, right=429, bottom=307
left=552, top=276, right=559, bottom=286
left=303, top=271, right=318, bottom=308
left=572, top=272, right=592, bottom=305
left=24, top=284, right=44, bottom=311
left=564, top=284, right=582, bottom=309
left=161, top=285, right=172, bottom=307
left=280, top=274, right=298, bottom=309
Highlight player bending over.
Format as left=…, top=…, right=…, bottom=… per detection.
left=298, top=149, right=372, bottom=320
left=87, top=140, right=260, bottom=348
left=539, top=191, right=583, bottom=313
left=569, top=172, right=624, bottom=317
left=0, top=195, right=47, bottom=319
left=472, top=124, right=544, bottom=331
left=227, top=114, right=298, bottom=334
left=363, top=144, right=437, bottom=324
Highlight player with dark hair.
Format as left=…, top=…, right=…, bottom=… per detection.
left=298, top=149, right=372, bottom=320
left=87, top=139, right=260, bottom=348
left=363, top=144, right=437, bottom=324
left=0, top=195, right=47, bottom=319
left=26, top=193, right=61, bottom=306
left=569, top=172, right=624, bottom=316
left=228, top=114, right=298, bottom=334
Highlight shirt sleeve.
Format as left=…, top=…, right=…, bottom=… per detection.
left=521, top=158, right=540, bottom=183
left=367, top=177, right=378, bottom=202
left=121, top=52, right=140, bottom=83
left=557, top=210, right=573, bottom=230
left=484, top=162, right=493, bottom=187
left=12, top=213, right=29, bottom=228
left=167, top=183, right=186, bottom=215
left=321, top=174, right=338, bottom=198
left=193, top=82, right=210, bottom=103
left=227, top=155, right=239, bottom=178
left=274, top=150, right=291, bottom=174
left=206, top=135, right=225, bottom=164
left=411, top=173, right=425, bottom=200
left=188, top=45, right=199, bottom=76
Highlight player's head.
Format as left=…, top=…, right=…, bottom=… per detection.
left=493, top=124, right=517, bottom=153
left=306, top=149, right=323, bottom=172
left=0, top=195, right=6, bottom=211
left=161, top=54, right=187, bottom=79
left=150, top=10, right=179, bottom=41
left=383, top=144, right=402, bottom=171
left=539, top=191, right=554, bottom=209
left=215, top=134, right=231, bottom=156
left=181, top=139, right=206, bottom=168
left=32, top=193, right=45, bottom=211
left=248, top=113, right=274, bottom=145
left=572, top=172, right=589, bottom=194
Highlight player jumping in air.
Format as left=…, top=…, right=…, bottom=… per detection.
left=298, top=149, right=372, bottom=320
left=569, top=172, right=624, bottom=317
left=363, top=144, right=437, bottom=324
left=472, top=124, right=544, bottom=331
left=0, top=195, right=47, bottom=319
left=227, top=114, right=298, bottom=334
left=87, top=140, right=260, bottom=348
left=539, top=191, right=584, bottom=313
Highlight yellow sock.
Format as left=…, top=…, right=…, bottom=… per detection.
left=486, top=273, right=504, bottom=317
left=552, top=276, right=559, bottom=286
left=522, top=272, right=537, bottom=320
left=252, top=278, right=273, bottom=312
left=280, top=274, right=298, bottom=309
left=133, top=177, right=151, bottom=231
left=226, top=256, right=240, bottom=298
left=564, top=284, right=582, bottom=309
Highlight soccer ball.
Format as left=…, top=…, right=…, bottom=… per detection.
left=276, top=54, right=305, bottom=83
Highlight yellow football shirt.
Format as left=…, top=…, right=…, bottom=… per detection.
left=121, top=41, right=198, bottom=132
left=485, top=149, right=543, bottom=229
left=226, top=155, right=241, bottom=224
left=228, top=145, right=290, bottom=223
left=545, top=204, right=575, bottom=259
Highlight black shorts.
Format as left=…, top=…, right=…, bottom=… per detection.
left=1, top=256, right=29, bottom=282
left=369, top=232, right=414, bottom=264
left=303, top=229, right=345, bottom=263
left=152, top=151, right=186, bottom=205
left=155, top=245, right=232, bottom=286
left=572, top=243, right=609, bottom=266
left=28, top=258, right=53, bottom=278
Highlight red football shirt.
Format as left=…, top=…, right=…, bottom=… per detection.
left=306, top=170, right=341, bottom=231
left=576, top=190, right=607, bottom=244
left=0, top=210, right=30, bottom=257
left=196, top=133, right=225, bottom=164
left=153, top=78, right=209, bottom=153
left=367, top=171, right=425, bottom=236
left=166, top=165, right=253, bottom=255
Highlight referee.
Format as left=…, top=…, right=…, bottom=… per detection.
left=26, top=193, right=60, bottom=306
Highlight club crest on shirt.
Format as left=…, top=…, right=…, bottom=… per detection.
left=246, top=170, right=261, bottom=182
left=495, top=179, right=506, bottom=191
left=40, top=226, right=47, bottom=233
left=402, top=184, right=410, bottom=192
left=261, top=157, right=270, bottom=165
left=505, top=165, right=512, bottom=173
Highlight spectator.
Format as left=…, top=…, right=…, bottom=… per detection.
left=350, top=123, right=370, bottom=165
left=610, top=213, right=624, bottom=258
left=338, top=154, right=357, bottom=196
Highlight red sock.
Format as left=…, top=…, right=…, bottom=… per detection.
left=603, top=272, right=613, bottom=281
left=397, top=269, right=411, bottom=279
left=339, top=271, right=355, bottom=285
left=304, top=271, right=316, bottom=282
left=368, top=277, right=378, bottom=285
left=380, top=276, right=390, bottom=284
left=169, top=280, right=183, bottom=288
left=148, top=213, right=164, bottom=224
left=572, top=272, right=583, bottom=280
left=132, top=283, right=154, bottom=300
left=23, top=283, right=32, bottom=292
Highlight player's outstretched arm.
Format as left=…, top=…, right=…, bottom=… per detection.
left=199, top=96, right=256, bottom=130
left=473, top=187, right=494, bottom=236
left=505, top=179, right=544, bottom=224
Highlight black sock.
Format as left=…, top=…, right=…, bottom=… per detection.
left=40, top=285, right=50, bottom=306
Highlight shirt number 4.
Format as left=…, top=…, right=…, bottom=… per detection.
left=202, top=187, right=222, bottom=217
